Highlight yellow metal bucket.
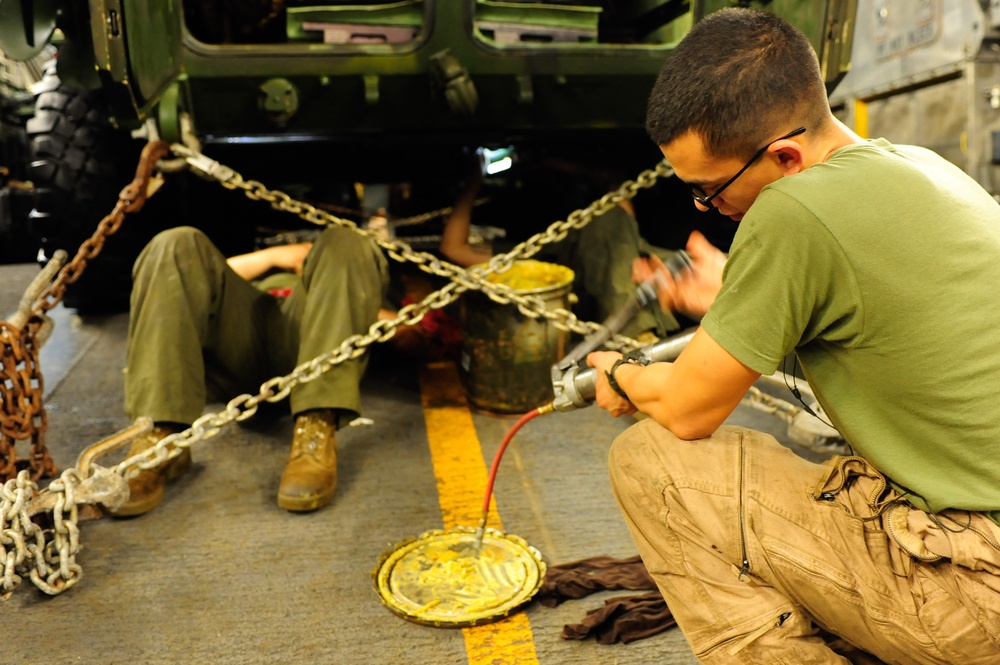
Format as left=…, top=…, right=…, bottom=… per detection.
left=459, top=260, right=575, bottom=414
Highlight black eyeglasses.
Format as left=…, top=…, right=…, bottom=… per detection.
left=688, top=127, right=806, bottom=206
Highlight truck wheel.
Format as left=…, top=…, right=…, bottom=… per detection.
left=26, top=64, right=150, bottom=313
left=0, top=48, right=53, bottom=264
left=0, top=118, right=37, bottom=263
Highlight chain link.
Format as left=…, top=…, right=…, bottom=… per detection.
left=172, top=143, right=675, bottom=349
left=1, top=468, right=84, bottom=598
left=0, top=140, right=853, bottom=601
left=0, top=142, right=170, bottom=598
left=5, top=142, right=679, bottom=598
left=32, top=142, right=171, bottom=319
left=112, top=144, right=679, bottom=484
left=388, top=197, right=487, bottom=228
left=0, top=141, right=819, bottom=600
left=0, top=141, right=170, bottom=487
left=742, top=385, right=800, bottom=424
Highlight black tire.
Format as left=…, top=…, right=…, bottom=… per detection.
left=0, top=119, right=38, bottom=264
left=0, top=50, right=50, bottom=264
left=26, top=64, right=149, bottom=313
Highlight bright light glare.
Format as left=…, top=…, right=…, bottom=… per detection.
left=479, top=146, right=515, bottom=175
left=485, top=156, right=513, bottom=174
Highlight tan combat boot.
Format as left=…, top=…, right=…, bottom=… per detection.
left=111, top=425, right=192, bottom=518
left=277, top=409, right=337, bottom=512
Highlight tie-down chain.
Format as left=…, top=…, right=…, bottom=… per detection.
left=0, top=140, right=673, bottom=597
left=0, top=141, right=170, bottom=486
left=105, top=142, right=675, bottom=489
left=0, top=142, right=171, bottom=597
left=0, top=139, right=833, bottom=598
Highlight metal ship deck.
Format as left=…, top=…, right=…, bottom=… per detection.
left=1, top=261, right=827, bottom=665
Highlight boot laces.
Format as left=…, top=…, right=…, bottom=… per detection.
left=291, top=413, right=334, bottom=460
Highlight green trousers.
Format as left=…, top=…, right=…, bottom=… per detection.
left=124, top=226, right=389, bottom=427
left=549, top=204, right=680, bottom=339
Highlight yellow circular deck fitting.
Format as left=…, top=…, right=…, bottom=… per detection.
left=373, top=526, right=546, bottom=628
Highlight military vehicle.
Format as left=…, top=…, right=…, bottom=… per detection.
left=0, top=0, right=855, bottom=310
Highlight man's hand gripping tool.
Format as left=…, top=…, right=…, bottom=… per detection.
left=550, top=250, right=695, bottom=411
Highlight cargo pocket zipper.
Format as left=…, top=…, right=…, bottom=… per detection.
left=727, top=611, right=793, bottom=655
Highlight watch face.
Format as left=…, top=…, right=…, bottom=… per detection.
left=624, top=349, right=652, bottom=365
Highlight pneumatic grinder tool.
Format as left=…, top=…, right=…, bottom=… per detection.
left=550, top=328, right=696, bottom=412
left=549, top=250, right=694, bottom=412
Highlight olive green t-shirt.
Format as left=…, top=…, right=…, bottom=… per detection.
left=701, top=139, right=1000, bottom=525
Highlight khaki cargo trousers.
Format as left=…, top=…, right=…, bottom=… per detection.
left=609, top=419, right=1000, bottom=664
left=125, top=225, right=389, bottom=426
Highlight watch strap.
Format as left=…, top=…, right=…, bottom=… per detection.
left=606, top=357, right=634, bottom=401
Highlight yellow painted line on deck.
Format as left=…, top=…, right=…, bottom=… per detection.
left=419, top=361, right=540, bottom=665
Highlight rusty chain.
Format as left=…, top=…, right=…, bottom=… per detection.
left=0, top=140, right=675, bottom=598
left=0, top=270, right=55, bottom=485
left=32, top=141, right=170, bottom=318
left=0, top=142, right=167, bottom=598
left=0, top=319, right=49, bottom=482
left=0, top=139, right=839, bottom=600
left=0, top=141, right=171, bottom=486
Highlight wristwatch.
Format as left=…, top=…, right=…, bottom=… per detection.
left=606, top=349, right=652, bottom=401
left=621, top=348, right=653, bottom=366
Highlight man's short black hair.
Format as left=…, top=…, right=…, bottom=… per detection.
left=646, top=8, right=829, bottom=158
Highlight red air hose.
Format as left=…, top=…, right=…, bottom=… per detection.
left=473, top=403, right=553, bottom=545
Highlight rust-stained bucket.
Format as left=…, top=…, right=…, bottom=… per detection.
left=459, top=259, right=575, bottom=414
